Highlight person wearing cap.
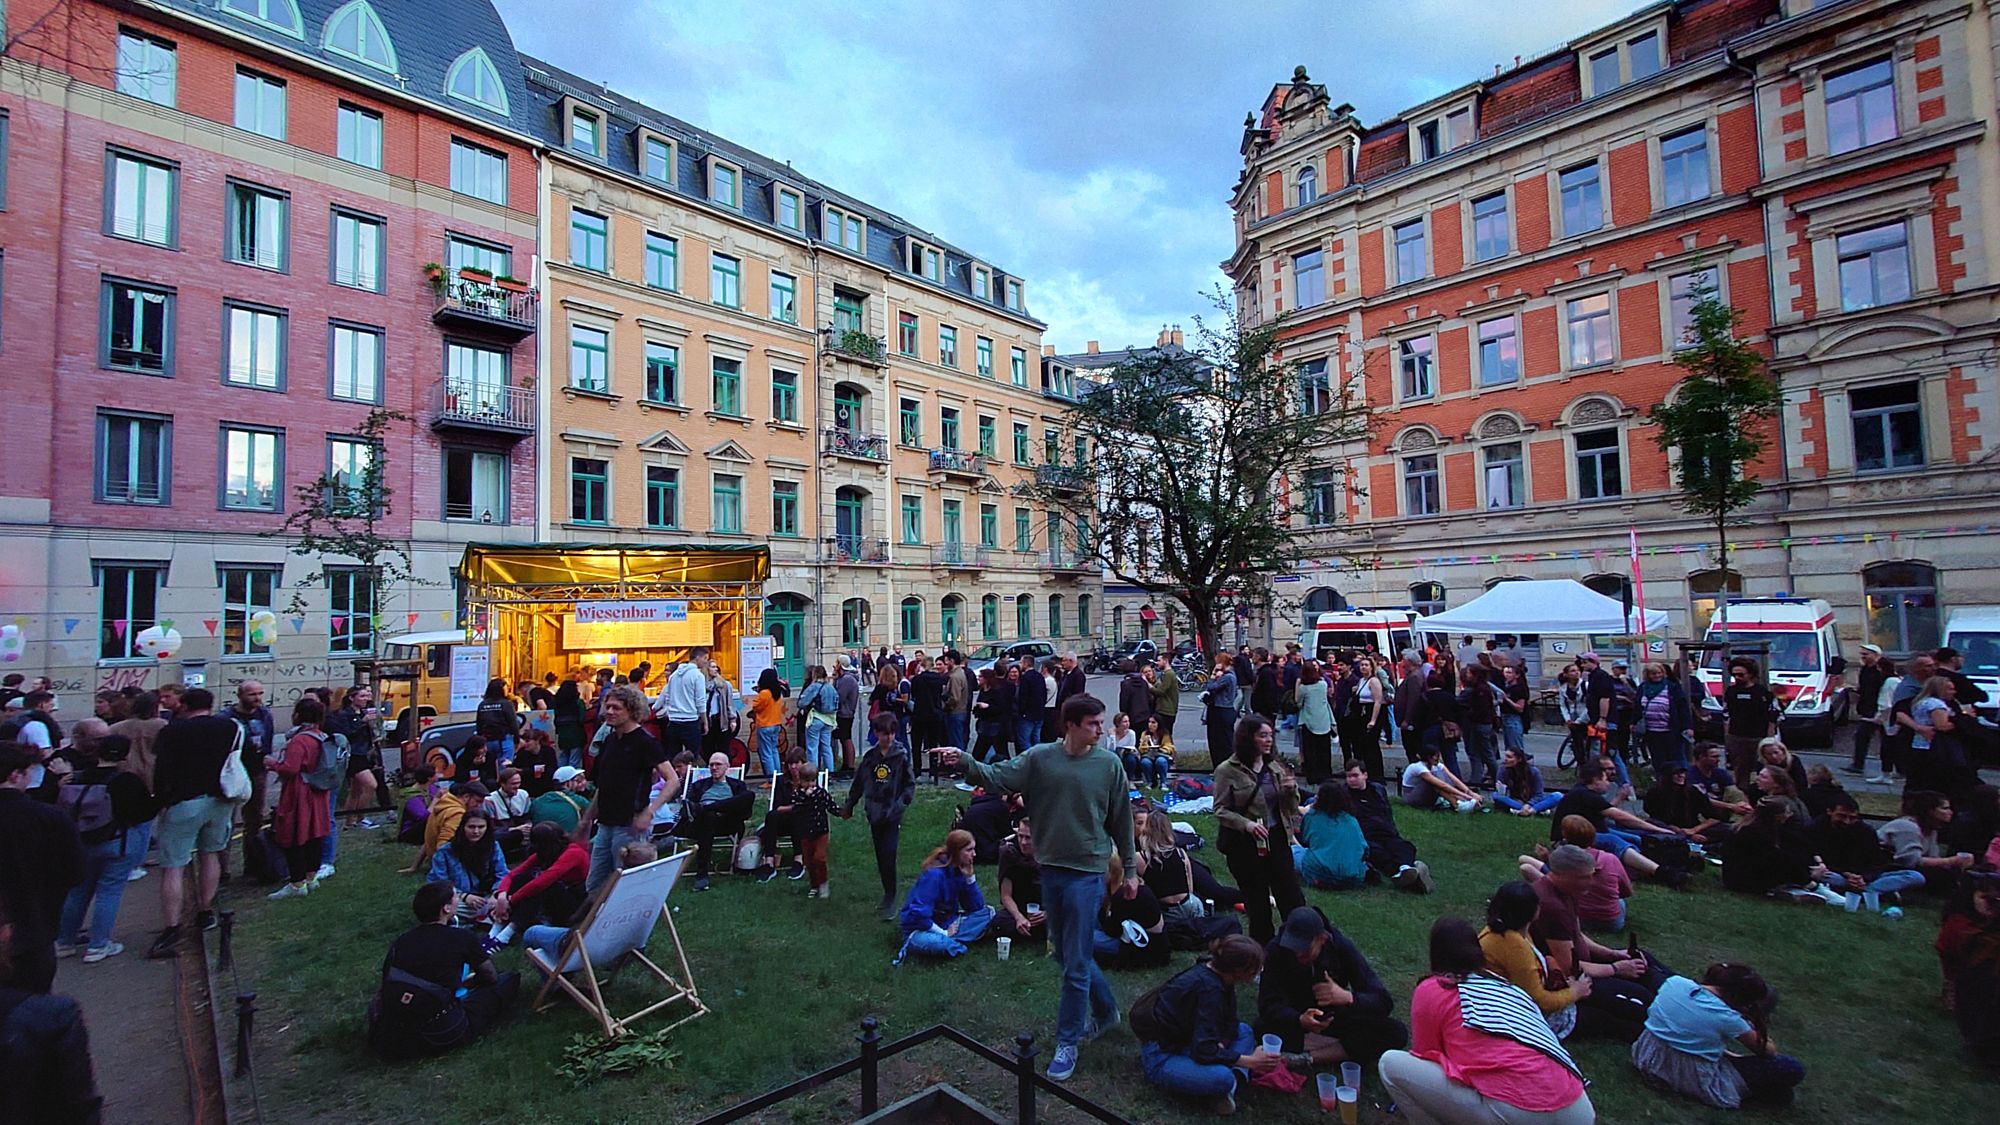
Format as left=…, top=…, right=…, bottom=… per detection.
left=1845, top=644, right=1892, bottom=776
left=1256, top=905, right=1407, bottom=1067
left=527, top=765, right=593, bottom=837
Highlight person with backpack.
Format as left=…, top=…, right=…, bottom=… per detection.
left=1130, top=933, right=1282, bottom=1114
left=54, top=734, right=157, bottom=964
left=0, top=691, right=64, bottom=799
left=475, top=679, right=519, bottom=767
left=146, top=688, right=244, bottom=960
left=266, top=696, right=333, bottom=901
left=366, top=881, right=519, bottom=1061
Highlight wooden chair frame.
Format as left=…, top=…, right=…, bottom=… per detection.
left=528, top=852, right=708, bottom=1038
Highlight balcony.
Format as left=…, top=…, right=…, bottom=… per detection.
left=1042, top=548, right=1093, bottom=575
left=927, top=449, right=987, bottom=480
left=432, top=273, right=538, bottom=340
left=430, top=378, right=533, bottom=439
left=824, top=536, right=890, bottom=565
left=822, top=427, right=889, bottom=462
left=935, top=543, right=989, bottom=570
left=823, top=328, right=888, bottom=367
left=1035, top=464, right=1090, bottom=494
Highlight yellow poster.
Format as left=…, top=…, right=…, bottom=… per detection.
left=561, top=612, right=715, bottom=650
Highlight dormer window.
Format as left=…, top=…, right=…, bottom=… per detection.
left=972, top=266, right=991, bottom=301
left=1296, top=165, right=1317, bottom=205
left=220, top=0, right=303, bottom=39
left=1412, top=106, right=1473, bottom=163
left=444, top=47, right=508, bottom=115
left=1004, top=279, right=1023, bottom=311
left=774, top=186, right=803, bottom=231
left=908, top=241, right=941, bottom=281
left=708, top=158, right=740, bottom=208
left=638, top=130, right=674, bottom=184
left=1581, top=25, right=1665, bottom=98
left=824, top=205, right=864, bottom=253
left=321, top=1, right=397, bottom=73
left=568, top=106, right=601, bottom=157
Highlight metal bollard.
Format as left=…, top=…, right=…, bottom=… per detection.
left=858, top=1016, right=880, bottom=1115
left=216, top=910, right=237, bottom=971
left=233, top=992, right=258, bottom=1078
left=1014, top=1030, right=1037, bottom=1125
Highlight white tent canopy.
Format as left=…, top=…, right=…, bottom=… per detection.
left=1417, top=579, right=1669, bottom=636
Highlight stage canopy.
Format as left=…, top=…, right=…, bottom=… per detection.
left=1418, top=579, right=1669, bottom=636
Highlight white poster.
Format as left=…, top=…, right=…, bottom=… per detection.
left=739, top=635, right=774, bottom=695
left=448, top=645, right=491, bottom=712
left=545, top=850, right=689, bottom=973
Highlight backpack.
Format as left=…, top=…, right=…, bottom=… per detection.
left=367, top=966, right=469, bottom=1060
left=303, top=730, right=351, bottom=792
left=57, top=773, right=119, bottom=845
left=1170, top=776, right=1214, bottom=802
left=1128, top=963, right=1204, bottom=1043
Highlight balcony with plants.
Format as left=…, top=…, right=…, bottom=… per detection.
left=427, top=263, right=538, bottom=339
left=430, top=377, right=534, bottom=438
left=823, top=327, right=888, bottom=367
left=822, top=427, right=890, bottom=462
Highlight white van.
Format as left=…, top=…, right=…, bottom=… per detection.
left=1943, top=607, right=2000, bottom=721
left=1308, top=609, right=1421, bottom=662
left=1692, top=597, right=1841, bottom=745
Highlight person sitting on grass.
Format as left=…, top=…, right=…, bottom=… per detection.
left=955, top=787, right=1022, bottom=866
left=1256, top=905, right=1407, bottom=1068
left=482, top=768, right=534, bottom=863
left=1293, top=781, right=1368, bottom=890
left=1095, top=854, right=1172, bottom=970
left=1101, top=712, right=1138, bottom=770
left=1551, top=762, right=1690, bottom=890
left=1810, top=792, right=1926, bottom=912
left=1641, top=764, right=1734, bottom=846
left=1127, top=713, right=1175, bottom=790
left=1520, top=817, right=1633, bottom=933
left=1756, top=737, right=1810, bottom=795
left=1880, top=789, right=1977, bottom=895
left=1937, top=870, right=2000, bottom=1068
left=1801, top=763, right=1847, bottom=822
left=1130, top=934, right=1280, bottom=1115
left=894, top=828, right=992, bottom=964
left=404, top=780, right=484, bottom=876
left=684, top=752, right=755, bottom=892
left=1400, top=744, right=1482, bottom=813
left=991, top=816, right=1047, bottom=944
left=1493, top=747, right=1562, bottom=816
left=1379, top=917, right=1595, bottom=1125
left=1529, top=845, right=1667, bottom=1043
left=396, top=766, right=440, bottom=846
left=1630, top=963, right=1804, bottom=1110
left=1749, top=764, right=1811, bottom=825
left=520, top=840, right=657, bottom=975
left=1720, top=797, right=1842, bottom=903
left=510, top=729, right=560, bottom=798
left=428, top=808, right=509, bottom=920
left=527, top=766, right=592, bottom=836
left=1135, top=804, right=1244, bottom=946
left=487, top=822, right=589, bottom=939
left=1479, top=881, right=1598, bottom=1044
left=367, top=881, right=519, bottom=1061
left=1344, top=760, right=1431, bottom=892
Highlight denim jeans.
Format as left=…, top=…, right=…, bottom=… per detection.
left=944, top=713, right=969, bottom=751
left=1140, top=1022, right=1253, bottom=1099
left=1596, top=827, right=1642, bottom=856
left=1729, top=1051, right=1806, bottom=1107
left=558, top=745, right=583, bottom=771
left=805, top=722, right=835, bottom=773
left=1124, top=751, right=1172, bottom=787
left=59, top=825, right=148, bottom=948
left=523, top=923, right=579, bottom=973
left=1043, top=865, right=1118, bottom=1048
left=494, top=734, right=516, bottom=766
left=1830, top=868, right=1927, bottom=897
left=1463, top=725, right=1499, bottom=787
left=587, top=823, right=646, bottom=892
left=895, top=907, right=994, bottom=963
left=1016, top=720, right=1044, bottom=758
left=756, top=725, right=782, bottom=777
left=320, top=787, right=339, bottom=867
left=1493, top=792, right=1564, bottom=814
left=1500, top=714, right=1525, bottom=754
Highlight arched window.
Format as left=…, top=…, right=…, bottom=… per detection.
left=1296, top=165, right=1317, bottom=205
left=220, top=0, right=304, bottom=38
left=941, top=594, right=963, bottom=647
left=1111, top=605, right=1126, bottom=643
left=1410, top=581, right=1446, bottom=618
left=841, top=598, right=869, bottom=647
left=322, top=0, right=397, bottom=72
left=1686, top=569, right=1741, bottom=636
left=1302, top=586, right=1347, bottom=628
left=1015, top=594, right=1032, bottom=639
left=1077, top=594, right=1094, bottom=639
left=1864, top=562, right=1939, bottom=654
left=899, top=596, right=924, bottom=644
left=1048, top=594, right=1065, bottom=638
left=1583, top=574, right=1632, bottom=605
left=767, top=592, right=808, bottom=613
left=982, top=594, right=1000, bottom=640
left=444, top=46, right=509, bottom=115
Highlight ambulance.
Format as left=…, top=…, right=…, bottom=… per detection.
left=1307, top=609, right=1423, bottom=662
left=1942, top=607, right=2000, bottom=722
left=1692, top=597, right=1842, bottom=746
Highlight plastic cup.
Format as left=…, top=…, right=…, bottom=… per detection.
left=1261, top=1033, right=1284, bottom=1056
left=1843, top=892, right=1862, bottom=912
left=1341, top=1060, right=1362, bottom=1089
left=996, top=937, right=1011, bottom=961
left=1337, top=1085, right=1358, bottom=1124
left=1025, top=903, right=1041, bottom=916
left=1316, top=1073, right=1338, bottom=1111
left=1863, top=891, right=1881, bottom=913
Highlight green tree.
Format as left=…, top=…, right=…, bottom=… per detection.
left=1032, top=293, right=1370, bottom=657
left=269, top=408, right=420, bottom=652
left=1648, top=282, right=1782, bottom=641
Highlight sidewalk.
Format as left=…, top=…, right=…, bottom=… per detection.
left=61, top=866, right=195, bottom=1124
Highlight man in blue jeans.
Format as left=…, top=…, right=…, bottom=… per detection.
left=583, top=685, right=679, bottom=892
left=937, top=694, right=1136, bottom=1082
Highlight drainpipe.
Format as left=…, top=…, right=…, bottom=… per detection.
left=535, top=150, right=554, bottom=545
left=808, top=235, right=827, bottom=666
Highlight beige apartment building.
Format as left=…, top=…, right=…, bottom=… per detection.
left=522, top=60, right=1098, bottom=681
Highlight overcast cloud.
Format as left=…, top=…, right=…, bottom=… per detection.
left=496, top=0, right=1640, bottom=351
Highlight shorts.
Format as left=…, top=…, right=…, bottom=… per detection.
left=157, top=796, right=237, bottom=867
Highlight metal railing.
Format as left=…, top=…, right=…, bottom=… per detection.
left=825, top=536, right=890, bottom=564
left=1043, top=548, right=1092, bottom=571
left=928, top=449, right=987, bottom=476
left=822, top=427, right=889, bottom=461
left=825, top=328, right=888, bottom=364
left=936, top=543, right=989, bottom=568
left=431, top=378, right=534, bottom=432
left=433, top=276, right=538, bottom=332
left=1034, top=464, right=1090, bottom=491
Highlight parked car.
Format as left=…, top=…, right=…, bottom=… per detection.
left=965, top=640, right=1058, bottom=674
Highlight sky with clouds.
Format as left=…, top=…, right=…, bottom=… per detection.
left=495, top=0, right=1641, bottom=352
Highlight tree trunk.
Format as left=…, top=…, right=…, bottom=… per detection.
left=1715, top=508, right=1730, bottom=646
left=1185, top=592, right=1219, bottom=661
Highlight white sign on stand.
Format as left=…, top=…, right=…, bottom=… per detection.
left=738, top=635, right=774, bottom=695
left=448, top=645, right=492, bottom=712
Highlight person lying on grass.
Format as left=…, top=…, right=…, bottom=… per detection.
left=893, top=828, right=991, bottom=964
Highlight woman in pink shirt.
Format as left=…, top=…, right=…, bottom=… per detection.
left=1380, top=917, right=1596, bottom=1124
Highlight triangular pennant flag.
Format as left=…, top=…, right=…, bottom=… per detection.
left=440, top=611, right=453, bottom=623
left=203, top=619, right=219, bottom=636
left=289, top=616, right=305, bottom=634
left=331, top=615, right=346, bottom=633
left=407, top=612, right=420, bottom=629
left=161, top=619, right=175, bottom=632
left=11, top=616, right=26, bottom=630
left=62, top=618, right=79, bottom=635
left=113, top=619, right=129, bottom=640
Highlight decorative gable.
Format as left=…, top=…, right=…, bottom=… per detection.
left=705, top=439, right=753, bottom=462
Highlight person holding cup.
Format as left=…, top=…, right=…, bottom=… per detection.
left=1255, top=906, right=1407, bottom=1068
left=991, top=816, right=1048, bottom=944
left=1128, top=934, right=1281, bottom=1114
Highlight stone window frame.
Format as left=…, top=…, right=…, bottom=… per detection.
left=1470, top=411, right=1532, bottom=511
left=1554, top=395, right=1635, bottom=503
left=1794, top=166, right=1940, bottom=317
left=1795, top=37, right=1922, bottom=163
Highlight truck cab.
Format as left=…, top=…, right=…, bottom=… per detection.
left=1943, top=607, right=2000, bottom=722
left=1693, top=597, right=1841, bottom=746
left=363, top=630, right=471, bottom=745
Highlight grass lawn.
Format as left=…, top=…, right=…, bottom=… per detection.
left=226, top=781, right=1978, bottom=1124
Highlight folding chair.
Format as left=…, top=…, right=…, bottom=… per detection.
left=529, top=850, right=708, bottom=1038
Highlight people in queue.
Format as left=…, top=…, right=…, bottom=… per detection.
left=54, top=733, right=155, bottom=964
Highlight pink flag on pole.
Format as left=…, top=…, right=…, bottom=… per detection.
left=1628, top=528, right=1648, bottom=632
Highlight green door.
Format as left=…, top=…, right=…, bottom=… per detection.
left=767, top=594, right=807, bottom=686
left=941, top=596, right=962, bottom=649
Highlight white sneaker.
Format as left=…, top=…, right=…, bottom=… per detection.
left=1812, top=885, right=1848, bottom=906
left=83, top=942, right=125, bottom=964
left=127, top=867, right=149, bottom=882
left=315, top=864, right=336, bottom=881
left=1865, top=775, right=1891, bottom=785
left=55, top=943, right=80, bottom=959
left=267, top=882, right=312, bottom=900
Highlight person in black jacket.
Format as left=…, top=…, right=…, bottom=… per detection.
left=1133, top=934, right=1279, bottom=1112
left=1342, top=760, right=1432, bottom=892
left=1721, top=797, right=1825, bottom=897
left=971, top=667, right=1015, bottom=763
left=0, top=896, right=102, bottom=1125
left=1012, top=661, right=1047, bottom=757
left=367, top=881, right=519, bottom=1060
left=0, top=741, right=84, bottom=993
left=845, top=713, right=917, bottom=919
left=1256, top=906, right=1408, bottom=1065
left=908, top=659, right=946, bottom=753
left=955, top=788, right=1022, bottom=865
left=684, top=752, right=755, bottom=891
left=1118, top=665, right=1155, bottom=735
left=1250, top=650, right=1284, bottom=725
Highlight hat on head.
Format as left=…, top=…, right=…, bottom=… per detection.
left=1277, top=905, right=1327, bottom=954
left=552, top=766, right=582, bottom=783
left=1610, top=657, right=1629, bottom=668
left=1860, top=643, right=1883, bottom=655
left=1579, top=651, right=1600, bottom=663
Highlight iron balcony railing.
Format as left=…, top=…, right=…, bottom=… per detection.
left=824, top=536, right=890, bottom=564
left=928, top=449, right=986, bottom=477
left=824, top=328, right=888, bottom=365
left=936, top=543, right=989, bottom=568
left=1034, top=464, right=1090, bottom=491
left=822, top=427, right=889, bottom=461
left=432, top=275, right=538, bottom=334
left=1043, top=548, right=1092, bottom=572
left=430, top=378, right=534, bottom=433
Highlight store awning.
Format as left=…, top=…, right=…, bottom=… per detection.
left=458, top=543, right=769, bottom=594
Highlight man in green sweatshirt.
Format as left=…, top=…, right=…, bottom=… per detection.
left=937, top=695, right=1135, bottom=1082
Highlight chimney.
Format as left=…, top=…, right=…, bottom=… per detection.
left=1041, top=345, right=1055, bottom=357
left=1156, top=326, right=1171, bottom=347
left=1171, top=327, right=1184, bottom=347
left=1086, top=340, right=1099, bottom=354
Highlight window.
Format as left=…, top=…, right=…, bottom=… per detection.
left=1588, top=29, right=1661, bottom=95
left=1477, top=316, right=1518, bottom=385
left=570, top=457, right=609, bottom=524
left=643, top=233, right=678, bottom=291
left=980, top=503, right=999, bottom=548
left=327, top=437, right=376, bottom=513
left=1012, top=422, right=1030, bottom=464
left=220, top=0, right=302, bottom=36
left=1305, top=467, right=1338, bottom=526
left=96, top=411, right=169, bottom=504
left=446, top=341, right=506, bottom=406
left=1850, top=383, right=1924, bottom=472
left=221, top=426, right=281, bottom=511
left=825, top=206, right=864, bottom=253
left=335, top=104, right=383, bottom=169
left=973, top=267, right=991, bottom=300
left=108, top=150, right=176, bottom=246
left=771, top=481, right=799, bottom=536
left=331, top=210, right=383, bottom=291
left=1668, top=267, right=1718, bottom=345
left=224, top=305, right=284, bottom=389
left=226, top=183, right=287, bottom=270
left=1048, top=594, right=1065, bottom=637
left=1575, top=429, right=1622, bottom=499
left=1559, top=164, right=1603, bottom=236
left=643, top=342, right=678, bottom=403
left=443, top=448, right=505, bottom=521
left=449, top=140, right=507, bottom=204
left=895, top=494, right=922, bottom=544
left=446, top=235, right=510, bottom=278
left=1293, top=248, right=1326, bottom=307
left=918, top=246, right=941, bottom=281
left=1011, top=346, right=1028, bottom=387
left=569, top=107, right=601, bottom=156
left=1298, top=358, right=1333, bottom=414
left=899, top=398, right=921, bottom=446
left=1471, top=192, right=1509, bottom=262
left=322, top=1, right=396, bottom=72
left=938, top=325, right=958, bottom=368
left=769, top=272, right=797, bottom=323
left=710, top=162, right=739, bottom=208
left=1407, top=581, right=1447, bottom=618
left=974, top=336, right=994, bottom=379
left=897, top=312, right=919, bottom=356
left=115, top=30, right=177, bottom=107
left=1014, top=508, right=1032, bottom=551
left=568, top=326, right=608, bottom=392
left=1484, top=441, right=1524, bottom=509
left=569, top=209, right=607, bottom=271
left=710, top=253, right=740, bottom=308
left=1015, top=594, right=1032, bottom=638
left=1864, top=562, right=1939, bottom=654
left=220, top=567, right=278, bottom=658
left=941, top=500, right=963, bottom=547
left=104, top=280, right=173, bottom=374
left=1005, top=279, right=1023, bottom=311
left=642, top=136, right=673, bottom=183
left=771, top=371, right=798, bottom=423
left=776, top=189, right=802, bottom=231
left=97, top=565, right=162, bottom=661
left=329, top=323, right=381, bottom=402
left=1660, top=126, right=1708, bottom=208
left=977, top=414, right=996, bottom=458
left=1590, top=49, right=1620, bottom=95
left=326, top=568, right=375, bottom=654
left=1629, top=32, right=1661, bottom=79
left=1296, top=165, right=1317, bottom=206
left=983, top=594, right=1000, bottom=639
left=1837, top=223, right=1911, bottom=311
left=644, top=466, right=679, bottom=529
left=1393, top=219, right=1426, bottom=285
left=1402, top=454, right=1440, bottom=516
left=842, top=599, right=869, bottom=647
left=1825, top=59, right=1897, bottom=155
left=712, top=474, right=742, bottom=533
left=1397, top=336, right=1434, bottom=400
left=444, top=47, right=509, bottom=115
left=1566, top=294, right=1614, bottom=368
left=233, top=70, right=286, bottom=140
left=711, top=357, right=743, bottom=416
left=940, top=407, right=960, bottom=450
left=1416, top=121, right=1442, bottom=162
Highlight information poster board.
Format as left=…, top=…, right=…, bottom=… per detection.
left=448, top=645, right=491, bottom=712
left=738, top=635, right=774, bottom=695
